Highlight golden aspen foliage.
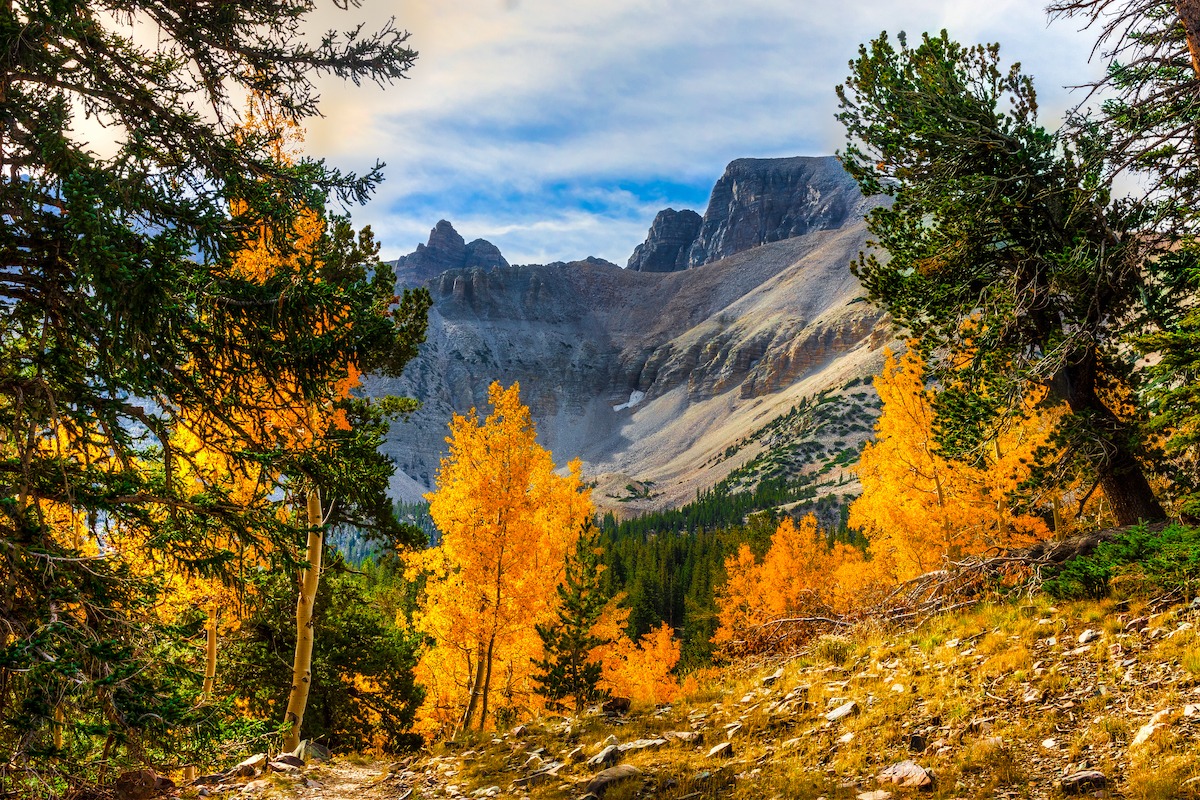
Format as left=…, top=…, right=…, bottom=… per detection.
left=413, top=381, right=594, bottom=736
left=849, top=348, right=1059, bottom=583
left=712, top=515, right=880, bottom=649
left=588, top=601, right=682, bottom=706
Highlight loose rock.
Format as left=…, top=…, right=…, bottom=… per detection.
left=584, top=764, right=642, bottom=797
left=826, top=700, right=858, bottom=722
left=877, top=760, right=934, bottom=789
left=587, top=744, right=620, bottom=768
left=706, top=741, right=734, bottom=759
left=1061, top=770, right=1107, bottom=794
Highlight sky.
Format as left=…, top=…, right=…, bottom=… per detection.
left=302, top=0, right=1108, bottom=267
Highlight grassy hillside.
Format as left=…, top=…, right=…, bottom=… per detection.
left=201, top=585, right=1200, bottom=800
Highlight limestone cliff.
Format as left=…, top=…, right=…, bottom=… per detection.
left=368, top=157, right=895, bottom=511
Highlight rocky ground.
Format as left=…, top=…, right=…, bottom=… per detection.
left=161, top=592, right=1200, bottom=800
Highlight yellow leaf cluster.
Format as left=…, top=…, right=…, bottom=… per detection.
left=848, top=348, right=1059, bottom=583
left=589, top=602, right=681, bottom=706
left=712, top=515, right=880, bottom=646
left=410, top=381, right=594, bottom=736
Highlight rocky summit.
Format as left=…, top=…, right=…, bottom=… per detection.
left=627, top=208, right=702, bottom=273
left=390, top=219, right=509, bottom=287
left=368, top=156, right=893, bottom=512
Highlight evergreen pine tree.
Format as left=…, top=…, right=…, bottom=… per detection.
left=533, top=524, right=608, bottom=715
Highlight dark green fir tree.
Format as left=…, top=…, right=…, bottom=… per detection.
left=533, top=524, right=609, bottom=715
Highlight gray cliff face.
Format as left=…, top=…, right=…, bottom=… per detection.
left=684, top=156, right=864, bottom=266
left=627, top=209, right=702, bottom=272
left=387, top=220, right=509, bottom=287
left=371, top=156, right=893, bottom=511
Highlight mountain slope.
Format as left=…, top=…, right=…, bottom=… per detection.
left=368, top=156, right=894, bottom=513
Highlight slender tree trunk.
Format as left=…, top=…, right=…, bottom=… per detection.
left=52, top=706, right=63, bottom=751
left=182, top=604, right=217, bottom=782
left=283, top=487, right=323, bottom=752
left=479, top=632, right=496, bottom=730
left=1058, top=360, right=1165, bottom=525
left=204, top=603, right=218, bottom=697
left=1176, top=0, right=1200, bottom=77
left=458, top=645, right=486, bottom=735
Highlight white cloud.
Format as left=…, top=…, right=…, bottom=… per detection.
left=304, top=0, right=1105, bottom=264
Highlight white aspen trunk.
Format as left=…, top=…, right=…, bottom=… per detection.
left=282, top=486, right=323, bottom=752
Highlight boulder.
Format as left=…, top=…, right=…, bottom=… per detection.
left=113, top=769, right=173, bottom=800
left=1061, top=770, right=1107, bottom=794
left=230, top=753, right=267, bottom=778
left=586, top=744, right=620, bottom=768
left=877, top=760, right=934, bottom=789
left=584, top=764, right=642, bottom=797
left=602, top=696, right=631, bottom=715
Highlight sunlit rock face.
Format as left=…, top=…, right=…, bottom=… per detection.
left=367, top=156, right=895, bottom=511
left=685, top=156, right=865, bottom=267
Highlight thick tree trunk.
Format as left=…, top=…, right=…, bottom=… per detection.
left=282, top=487, right=323, bottom=752
left=1058, top=360, right=1165, bottom=525
left=1176, top=0, right=1200, bottom=77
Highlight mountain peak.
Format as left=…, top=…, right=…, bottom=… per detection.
left=626, top=156, right=866, bottom=271
left=389, top=220, right=510, bottom=287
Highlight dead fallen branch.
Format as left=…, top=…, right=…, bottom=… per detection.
left=720, top=522, right=1169, bottom=658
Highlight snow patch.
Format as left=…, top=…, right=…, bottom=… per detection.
left=613, top=390, right=646, bottom=412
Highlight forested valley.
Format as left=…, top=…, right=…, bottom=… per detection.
left=5, top=0, right=1200, bottom=798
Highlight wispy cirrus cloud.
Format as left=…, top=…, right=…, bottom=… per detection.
left=306, top=0, right=1105, bottom=265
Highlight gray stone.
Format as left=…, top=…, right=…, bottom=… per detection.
left=684, top=156, right=866, bottom=267
left=617, top=738, right=668, bottom=752
left=762, top=667, right=785, bottom=687
left=230, top=754, right=267, bottom=778
left=293, top=740, right=331, bottom=763
left=877, top=760, right=934, bottom=789
left=1061, top=770, right=1107, bottom=794
left=826, top=700, right=858, bottom=722
left=706, top=741, right=734, bottom=759
left=584, top=764, right=641, bottom=797
left=586, top=744, right=620, bottom=768
left=627, top=209, right=702, bottom=273
left=114, top=769, right=173, bottom=800
left=388, top=220, right=509, bottom=287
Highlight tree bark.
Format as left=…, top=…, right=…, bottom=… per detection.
left=204, top=603, right=218, bottom=697
left=1176, top=0, right=1200, bottom=77
left=282, top=486, right=323, bottom=752
left=1057, top=360, right=1165, bottom=525
left=458, top=646, right=486, bottom=735
left=479, top=632, right=496, bottom=730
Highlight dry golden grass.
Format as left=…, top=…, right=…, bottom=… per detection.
left=321, top=593, right=1200, bottom=800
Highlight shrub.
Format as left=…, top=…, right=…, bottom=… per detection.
left=1042, top=524, right=1200, bottom=600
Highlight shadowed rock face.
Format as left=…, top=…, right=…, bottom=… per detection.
left=369, top=157, right=894, bottom=510
left=627, top=209, right=702, bottom=272
left=388, top=220, right=509, bottom=286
